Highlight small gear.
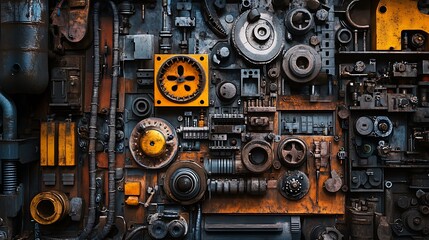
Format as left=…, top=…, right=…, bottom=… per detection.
left=157, top=55, right=205, bottom=103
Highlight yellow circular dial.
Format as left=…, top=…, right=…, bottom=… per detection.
left=139, top=129, right=167, bottom=157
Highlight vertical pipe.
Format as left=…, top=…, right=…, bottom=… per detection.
left=0, top=92, right=17, bottom=140
left=0, top=92, right=18, bottom=195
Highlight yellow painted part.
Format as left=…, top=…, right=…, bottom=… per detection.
left=139, top=129, right=166, bottom=157
left=125, top=196, right=140, bottom=206
left=58, top=122, right=76, bottom=166
left=124, top=181, right=141, bottom=196
left=30, top=191, right=70, bottom=225
left=154, top=54, right=209, bottom=107
left=374, top=0, right=429, bottom=50
left=40, top=122, right=56, bottom=166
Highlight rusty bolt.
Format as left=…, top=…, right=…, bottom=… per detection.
left=310, top=36, right=320, bottom=46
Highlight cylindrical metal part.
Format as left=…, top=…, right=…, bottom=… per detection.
left=0, top=0, right=49, bottom=93
left=2, top=161, right=17, bottom=195
left=204, top=158, right=235, bottom=174
left=208, top=178, right=267, bottom=195
left=30, top=191, right=70, bottom=225
left=168, top=219, right=188, bottom=238
left=349, top=208, right=374, bottom=240
left=148, top=220, right=168, bottom=239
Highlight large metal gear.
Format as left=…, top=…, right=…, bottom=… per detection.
left=154, top=54, right=209, bottom=107
left=232, top=9, right=284, bottom=64
left=129, top=118, right=179, bottom=169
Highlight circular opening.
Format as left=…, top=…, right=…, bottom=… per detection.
left=37, top=200, right=55, bottom=219
left=157, top=100, right=161, bottom=104
left=258, top=27, right=267, bottom=36
left=135, top=100, right=148, bottom=112
left=379, top=6, right=387, bottom=13
left=242, top=0, right=251, bottom=7
left=200, top=100, right=205, bottom=104
left=200, top=56, right=205, bottom=61
left=296, top=56, right=310, bottom=70
left=173, top=226, right=181, bottom=233
left=157, top=56, right=162, bottom=61
left=249, top=147, right=268, bottom=165
left=338, top=29, right=352, bottom=43
left=12, top=63, right=21, bottom=73
left=292, top=11, right=311, bottom=29
left=150, top=141, right=155, bottom=146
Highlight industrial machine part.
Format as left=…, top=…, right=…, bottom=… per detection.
left=277, top=138, right=307, bottom=167
left=0, top=0, right=49, bottom=93
left=373, top=0, right=429, bottom=50
left=279, top=170, right=310, bottom=200
left=30, top=191, right=70, bottom=225
left=2, top=0, right=429, bottom=239
left=282, top=44, right=321, bottom=83
left=232, top=9, right=284, bottom=64
left=285, top=8, right=314, bottom=35
left=163, top=161, right=207, bottom=205
left=355, top=116, right=393, bottom=137
left=129, top=117, right=178, bottom=169
left=241, top=140, right=273, bottom=173
left=147, top=212, right=189, bottom=240
left=208, top=178, right=267, bottom=195
left=154, top=54, right=209, bottom=107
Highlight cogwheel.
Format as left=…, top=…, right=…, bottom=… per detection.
left=157, top=56, right=206, bottom=103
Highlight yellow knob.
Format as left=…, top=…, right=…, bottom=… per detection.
left=140, top=129, right=166, bottom=157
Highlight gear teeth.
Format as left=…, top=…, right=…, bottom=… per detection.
left=202, top=0, right=228, bottom=38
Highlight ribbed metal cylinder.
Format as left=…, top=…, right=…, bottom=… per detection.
left=3, top=161, right=17, bottom=194
left=204, top=158, right=235, bottom=175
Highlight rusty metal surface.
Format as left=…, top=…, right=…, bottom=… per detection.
left=51, top=0, right=90, bottom=43
left=0, top=0, right=49, bottom=93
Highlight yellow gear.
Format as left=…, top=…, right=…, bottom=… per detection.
left=139, top=129, right=167, bottom=157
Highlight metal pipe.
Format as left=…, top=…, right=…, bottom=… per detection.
left=0, top=92, right=18, bottom=195
left=79, top=2, right=101, bottom=239
left=94, top=1, right=120, bottom=239
left=0, top=92, right=17, bottom=140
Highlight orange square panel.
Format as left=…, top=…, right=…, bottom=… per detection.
left=154, top=54, right=209, bottom=107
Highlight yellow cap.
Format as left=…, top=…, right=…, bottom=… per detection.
left=140, top=129, right=166, bottom=157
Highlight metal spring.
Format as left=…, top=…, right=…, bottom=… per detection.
left=3, top=161, right=17, bottom=195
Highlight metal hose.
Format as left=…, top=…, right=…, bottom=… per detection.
left=93, top=1, right=120, bottom=239
left=195, top=204, right=202, bottom=240
left=124, top=226, right=147, bottom=240
left=79, top=2, right=101, bottom=239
